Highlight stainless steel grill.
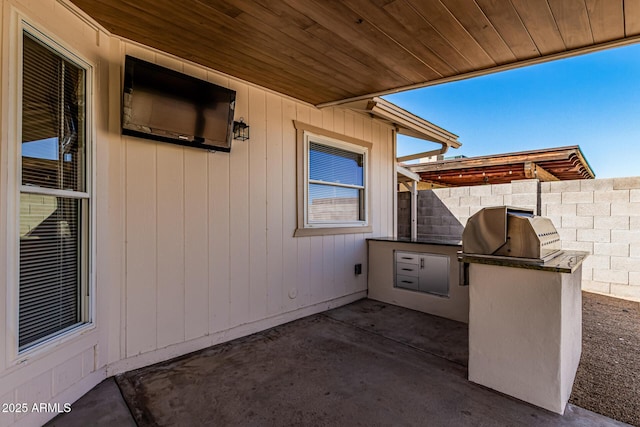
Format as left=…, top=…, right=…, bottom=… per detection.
left=462, top=206, right=562, bottom=264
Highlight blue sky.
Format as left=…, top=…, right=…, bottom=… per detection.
left=385, top=43, right=640, bottom=179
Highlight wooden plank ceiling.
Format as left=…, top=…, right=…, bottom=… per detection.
left=69, top=0, right=640, bottom=106
left=404, top=145, right=595, bottom=187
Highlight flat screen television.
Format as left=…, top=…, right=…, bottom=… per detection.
left=122, top=55, right=236, bottom=152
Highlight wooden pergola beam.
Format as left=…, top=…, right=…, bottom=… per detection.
left=407, top=146, right=590, bottom=173
left=524, top=161, right=559, bottom=182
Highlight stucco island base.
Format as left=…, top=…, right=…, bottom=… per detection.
left=468, top=263, right=582, bottom=415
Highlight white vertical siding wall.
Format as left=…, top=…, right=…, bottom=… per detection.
left=117, top=40, right=395, bottom=363
left=0, top=1, right=396, bottom=425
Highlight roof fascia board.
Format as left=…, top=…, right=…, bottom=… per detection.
left=367, top=98, right=461, bottom=148
left=337, top=97, right=461, bottom=148
left=369, top=97, right=457, bottom=141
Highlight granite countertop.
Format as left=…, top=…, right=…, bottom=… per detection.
left=458, top=250, right=589, bottom=274
left=367, top=236, right=462, bottom=247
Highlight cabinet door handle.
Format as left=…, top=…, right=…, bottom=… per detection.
left=420, top=258, right=424, bottom=269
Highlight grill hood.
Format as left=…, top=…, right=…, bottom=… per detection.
left=462, top=206, right=561, bottom=263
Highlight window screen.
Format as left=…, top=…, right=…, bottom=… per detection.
left=19, top=32, right=88, bottom=350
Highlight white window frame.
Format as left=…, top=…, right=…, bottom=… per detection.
left=303, top=133, right=368, bottom=228
left=293, top=121, right=372, bottom=237
left=5, top=17, right=96, bottom=361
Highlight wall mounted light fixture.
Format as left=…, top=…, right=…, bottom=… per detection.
left=233, top=118, right=250, bottom=141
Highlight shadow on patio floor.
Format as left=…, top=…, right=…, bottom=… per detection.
left=48, top=296, right=632, bottom=426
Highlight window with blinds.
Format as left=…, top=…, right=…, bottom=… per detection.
left=305, top=135, right=368, bottom=227
left=18, top=31, right=90, bottom=350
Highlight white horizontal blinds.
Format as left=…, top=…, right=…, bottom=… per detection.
left=308, top=141, right=365, bottom=223
left=19, top=196, right=81, bottom=348
left=19, top=32, right=87, bottom=350
left=21, top=33, right=85, bottom=192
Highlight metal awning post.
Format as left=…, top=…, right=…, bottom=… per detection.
left=411, top=180, right=417, bottom=240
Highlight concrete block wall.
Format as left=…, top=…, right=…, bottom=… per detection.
left=397, top=192, right=411, bottom=238
left=398, top=177, right=640, bottom=300
left=397, top=180, right=539, bottom=241
left=434, top=179, right=539, bottom=227
left=541, top=177, right=640, bottom=300
left=416, top=189, right=464, bottom=240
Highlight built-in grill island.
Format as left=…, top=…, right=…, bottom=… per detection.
left=459, top=206, right=588, bottom=415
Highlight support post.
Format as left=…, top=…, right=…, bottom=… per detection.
left=411, top=180, right=417, bottom=240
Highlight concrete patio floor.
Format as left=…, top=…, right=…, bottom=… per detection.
left=47, top=299, right=628, bottom=426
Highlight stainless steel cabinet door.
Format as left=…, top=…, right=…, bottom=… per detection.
left=418, top=253, right=449, bottom=297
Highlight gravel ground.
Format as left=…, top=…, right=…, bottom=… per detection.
left=569, top=292, right=640, bottom=426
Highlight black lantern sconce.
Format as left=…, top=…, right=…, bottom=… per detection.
left=233, top=118, right=250, bottom=141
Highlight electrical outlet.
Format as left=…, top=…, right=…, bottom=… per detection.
left=354, top=263, right=362, bottom=275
